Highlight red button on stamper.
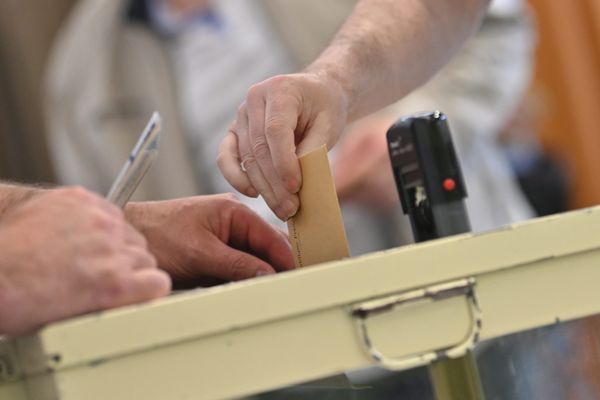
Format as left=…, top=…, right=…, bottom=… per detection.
left=443, top=178, right=456, bottom=191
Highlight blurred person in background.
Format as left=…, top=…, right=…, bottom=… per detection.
left=45, top=0, right=351, bottom=227
left=332, top=0, right=537, bottom=254
left=46, top=0, right=534, bottom=253
left=40, top=0, right=592, bottom=398
left=498, top=94, right=569, bottom=217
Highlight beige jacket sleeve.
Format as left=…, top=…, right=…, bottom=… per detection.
left=45, top=0, right=201, bottom=200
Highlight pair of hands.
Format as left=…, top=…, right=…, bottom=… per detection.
left=0, top=188, right=293, bottom=336
left=218, top=73, right=398, bottom=217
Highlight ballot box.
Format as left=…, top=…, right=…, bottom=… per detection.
left=1, top=206, right=600, bottom=400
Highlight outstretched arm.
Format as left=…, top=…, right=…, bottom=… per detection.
left=219, top=0, right=489, bottom=220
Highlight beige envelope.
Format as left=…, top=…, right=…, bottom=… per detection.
left=288, top=145, right=350, bottom=268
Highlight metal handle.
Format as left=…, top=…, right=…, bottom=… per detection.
left=352, top=278, right=482, bottom=371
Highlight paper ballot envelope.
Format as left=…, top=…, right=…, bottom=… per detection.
left=287, top=145, right=350, bottom=268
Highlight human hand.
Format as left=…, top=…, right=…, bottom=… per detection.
left=0, top=187, right=170, bottom=336
left=218, top=72, right=349, bottom=220
left=334, top=116, right=400, bottom=211
left=126, top=194, right=295, bottom=287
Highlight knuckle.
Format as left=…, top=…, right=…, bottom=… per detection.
left=91, top=234, right=117, bottom=255
left=215, top=193, right=240, bottom=211
left=267, top=75, right=289, bottom=89
left=265, top=117, right=285, bottom=139
left=65, top=186, right=95, bottom=201
left=265, top=97, right=285, bottom=113
left=251, top=137, right=270, bottom=159
left=237, top=103, right=247, bottom=117
left=221, top=192, right=239, bottom=203
left=232, top=202, right=251, bottom=218
left=92, top=212, right=117, bottom=232
left=246, top=83, right=263, bottom=99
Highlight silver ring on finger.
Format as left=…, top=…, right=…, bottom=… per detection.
left=240, top=158, right=253, bottom=172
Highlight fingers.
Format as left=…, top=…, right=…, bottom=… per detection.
left=219, top=72, right=352, bottom=220
left=237, top=103, right=297, bottom=220
left=0, top=186, right=171, bottom=335
left=95, top=267, right=171, bottom=310
left=90, top=215, right=168, bottom=309
left=228, top=203, right=295, bottom=272
left=220, top=246, right=277, bottom=280
left=217, top=130, right=258, bottom=198
left=204, top=238, right=277, bottom=281
left=237, top=103, right=277, bottom=207
left=93, top=246, right=170, bottom=309
left=124, top=268, right=172, bottom=302
left=219, top=76, right=305, bottom=221
left=264, top=93, right=302, bottom=193
left=246, top=92, right=299, bottom=219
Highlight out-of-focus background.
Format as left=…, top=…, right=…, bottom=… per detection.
left=1, top=1, right=600, bottom=399
left=525, top=0, right=600, bottom=210
left=1, top=0, right=598, bottom=209
left=0, top=0, right=74, bottom=183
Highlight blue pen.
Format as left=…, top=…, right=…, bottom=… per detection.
left=106, top=112, right=161, bottom=208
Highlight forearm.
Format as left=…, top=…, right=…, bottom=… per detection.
left=0, top=183, right=44, bottom=218
left=306, top=0, right=489, bottom=122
